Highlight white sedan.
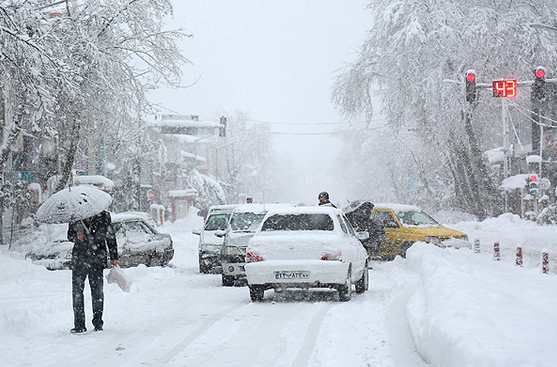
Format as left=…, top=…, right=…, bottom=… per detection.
left=244, top=206, right=369, bottom=302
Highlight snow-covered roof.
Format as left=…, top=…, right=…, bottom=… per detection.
left=144, top=114, right=222, bottom=128
left=526, top=155, right=542, bottom=164
left=180, top=150, right=206, bottom=162
left=73, top=175, right=114, bottom=190
left=485, top=147, right=505, bottom=163
left=168, top=189, right=197, bottom=198
left=499, top=174, right=530, bottom=190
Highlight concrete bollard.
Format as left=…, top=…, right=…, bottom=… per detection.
left=515, top=246, right=523, bottom=267
left=541, top=249, right=550, bottom=274
left=493, top=242, right=501, bottom=261
left=473, top=239, right=481, bottom=254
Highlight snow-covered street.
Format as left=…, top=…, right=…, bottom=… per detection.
left=1, top=212, right=556, bottom=367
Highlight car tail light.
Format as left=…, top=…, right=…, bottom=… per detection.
left=321, top=250, right=342, bottom=261
left=245, top=251, right=264, bottom=263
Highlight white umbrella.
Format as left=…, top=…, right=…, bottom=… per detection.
left=36, top=185, right=113, bottom=224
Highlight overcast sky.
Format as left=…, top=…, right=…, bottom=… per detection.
left=148, top=1, right=372, bottom=205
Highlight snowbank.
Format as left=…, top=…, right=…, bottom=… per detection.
left=406, top=242, right=557, bottom=367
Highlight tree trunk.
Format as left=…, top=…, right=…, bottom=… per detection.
left=55, top=117, right=80, bottom=192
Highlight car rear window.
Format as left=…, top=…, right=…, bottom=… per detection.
left=204, top=213, right=230, bottom=231
left=261, top=213, right=334, bottom=231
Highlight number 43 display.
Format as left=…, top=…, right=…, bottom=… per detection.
left=492, top=80, right=516, bottom=98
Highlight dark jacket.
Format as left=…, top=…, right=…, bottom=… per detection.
left=68, top=210, right=118, bottom=269
left=348, top=203, right=386, bottom=249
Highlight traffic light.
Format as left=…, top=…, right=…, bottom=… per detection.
left=528, top=174, right=539, bottom=196
left=532, top=67, right=545, bottom=103
left=465, top=70, right=477, bottom=103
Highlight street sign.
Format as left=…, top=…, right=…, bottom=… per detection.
left=4, top=171, right=35, bottom=182
left=146, top=189, right=155, bottom=201
left=492, top=80, right=517, bottom=97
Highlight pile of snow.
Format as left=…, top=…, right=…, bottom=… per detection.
left=406, top=243, right=557, bottom=366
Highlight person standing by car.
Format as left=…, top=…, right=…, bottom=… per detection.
left=318, top=191, right=337, bottom=208
left=67, top=210, right=118, bottom=333
left=353, top=202, right=385, bottom=258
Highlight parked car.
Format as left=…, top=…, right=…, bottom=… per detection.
left=244, top=206, right=369, bottom=302
left=192, top=204, right=238, bottom=273
left=220, top=203, right=292, bottom=286
left=371, top=204, right=469, bottom=259
left=24, top=212, right=174, bottom=269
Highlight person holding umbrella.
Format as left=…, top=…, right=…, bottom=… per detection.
left=68, top=210, right=118, bottom=333
left=35, top=185, right=118, bottom=333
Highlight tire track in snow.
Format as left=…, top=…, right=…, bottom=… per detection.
left=151, top=302, right=248, bottom=366
left=386, top=281, right=430, bottom=366
left=290, top=302, right=331, bottom=367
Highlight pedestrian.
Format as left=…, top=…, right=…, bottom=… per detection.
left=353, top=202, right=385, bottom=258
left=318, top=191, right=337, bottom=208
left=67, top=210, right=118, bottom=333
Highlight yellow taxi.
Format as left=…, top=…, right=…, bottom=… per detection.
left=372, top=204, right=468, bottom=259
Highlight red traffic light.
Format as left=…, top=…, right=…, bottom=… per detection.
left=530, top=175, right=537, bottom=182
left=466, top=73, right=476, bottom=82
left=535, top=68, right=545, bottom=79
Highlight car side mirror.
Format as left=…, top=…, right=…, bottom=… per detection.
left=215, top=230, right=227, bottom=238
left=356, top=231, right=369, bottom=241
left=192, top=229, right=201, bottom=235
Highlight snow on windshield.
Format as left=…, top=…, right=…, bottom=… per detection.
left=229, top=212, right=266, bottom=231
left=204, top=213, right=230, bottom=231
left=396, top=211, right=439, bottom=227
left=261, top=213, right=334, bottom=231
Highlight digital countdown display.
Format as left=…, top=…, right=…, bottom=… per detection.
left=492, top=80, right=517, bottom=98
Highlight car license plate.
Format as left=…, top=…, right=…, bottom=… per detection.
left=274, top=271, right=310, bottom=279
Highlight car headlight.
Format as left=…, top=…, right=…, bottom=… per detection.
left=224, top=246, right=243, bottom=256
left=424, top=236, right=441, bottom=244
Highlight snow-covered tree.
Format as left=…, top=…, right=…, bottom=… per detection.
left=333, top=0, right=557, bottom=218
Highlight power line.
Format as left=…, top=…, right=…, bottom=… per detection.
left=269, top=131, right=346, bottom=135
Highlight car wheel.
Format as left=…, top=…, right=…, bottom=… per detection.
left=222, top=274, right=234, bottom=287
left=400, top=242, right=414, bottom=258
left=337, top=267, right=352, bottom=302
left=249, top=285, right=264, bottom=302
left=355, top=261, right=369, bottom=294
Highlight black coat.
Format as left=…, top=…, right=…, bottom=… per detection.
left=68, top=210, right=118, bottom=269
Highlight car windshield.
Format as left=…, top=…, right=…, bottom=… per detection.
left=395, top=210, right=439, bottom=227
left=261, top=213, right=334, bottom=231
left=229, top=212, right=266, bottom=232
left=204, top=213, right=230, bottom=231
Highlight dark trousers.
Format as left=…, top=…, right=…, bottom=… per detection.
left=72, top=264, right=104, bottom=328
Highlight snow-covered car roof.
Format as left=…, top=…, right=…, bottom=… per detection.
left=232, top=203, right=293, bottom=214
left=263, top=205, right=343, bottom=216
left=112, top=211, right=153, bottom=223
left=208, top=204, right=239, bottom=214
left=372, top=203, right=422, bottom=212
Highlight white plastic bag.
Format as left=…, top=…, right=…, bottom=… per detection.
left=106, top=265, right=132, bottom=292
